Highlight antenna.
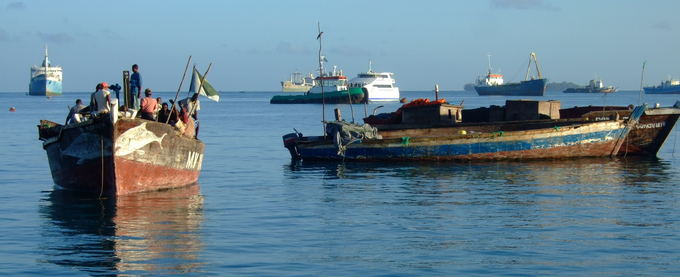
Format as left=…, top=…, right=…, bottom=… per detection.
left=487, top=53, right=492, bottom=73
left=639, top=61, right=646, bottom=105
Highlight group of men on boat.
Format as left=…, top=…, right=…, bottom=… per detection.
left=65, top=64, right=201, bottom=138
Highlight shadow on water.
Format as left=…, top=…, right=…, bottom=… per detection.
left=38, top=185, right=205, bottom=276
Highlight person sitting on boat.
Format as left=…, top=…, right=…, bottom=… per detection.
left=179, top=106, right=196, bottom=138
left=89, top=83, right=103, bottom=115
left=93, top=82, right=112, bottom=114
left=155, top=97, right=162, bottom=117
left=178, top=93, right=201, bottom=137
left=157, top=102, right=178, bottom=124
left=65, top=99, right=86, bottom=124
left=139, top=88, right=158, bottom=120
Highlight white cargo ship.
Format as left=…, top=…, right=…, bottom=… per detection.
left=29, top=46, right=62, bottom=96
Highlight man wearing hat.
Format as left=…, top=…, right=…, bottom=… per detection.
left=93, top=82, right=112, bottom=114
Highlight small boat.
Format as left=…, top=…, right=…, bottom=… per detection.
left=474, top=53, right=547, bottom=96
left=29, top=46, right=62, bottom=96
left=283, top=99, right=646, bottom=161
left=644, top=78, right=680, bottom=94
left=281, top=72, right=315, bottom=93
left=563, top=79, right=616, bottom=93
left=348, top=61, right=400, bottom=101
left=37, top=66, right=217, bottom=195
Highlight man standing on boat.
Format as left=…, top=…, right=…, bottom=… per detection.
left=93, top=82, right=112, bottom=114
left=130, top=64, right=142, bottom=109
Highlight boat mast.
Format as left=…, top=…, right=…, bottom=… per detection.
left=639, top=61, right=646, bottom=105
left=317, top=22, right=326, bottom=135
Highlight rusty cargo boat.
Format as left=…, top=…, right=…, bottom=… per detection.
left=283, top=100, right=646, bottom=161
left=38, top=115, right=204, bottom=195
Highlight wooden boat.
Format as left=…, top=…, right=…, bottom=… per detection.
left=282, top=100, right=646, bottom=161
left=38, top=115, right=204, bottom=195
left=560, top=102, right=680, bottom=155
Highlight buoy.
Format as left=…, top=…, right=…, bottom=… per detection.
left=9, top=107, right=16, bottom=112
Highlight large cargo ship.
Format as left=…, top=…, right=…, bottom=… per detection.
left=644, top=79, right=680, bottom=94
left=474, top=52, right=547, bottom=96
left=29, top=47, right=62, bottom=96
left=563, top=79, right=616, bottom=93
left=281, top=72, right=315, bottom=93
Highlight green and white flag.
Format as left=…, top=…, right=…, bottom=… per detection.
left=189, top=67, right=220, bottom=102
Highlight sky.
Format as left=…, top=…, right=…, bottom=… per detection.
left=1, top=0, right=679, bottom=92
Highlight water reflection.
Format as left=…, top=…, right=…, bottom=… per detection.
left=39, top=185, right=205, bottom=276
left=286, top=157, right=674, bottom=187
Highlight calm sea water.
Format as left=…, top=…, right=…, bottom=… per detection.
left=1, top=90, right=680, bottom=276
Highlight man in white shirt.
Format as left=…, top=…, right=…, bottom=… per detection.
left=93, top=82, right=112, bottom=114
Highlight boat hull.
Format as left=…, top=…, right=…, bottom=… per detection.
left=270, top=87, right=365, bottom=104
left=475, top=79, right=547, bottom=96
left=29, top=75, right=62, bottom=96
left=39, top=117, right=204, bottom=195
left=290, top=121, right=630, bottom=161
left=560, top=105, right=680, bottom=155
left=644, top=86, right=680, bottom=94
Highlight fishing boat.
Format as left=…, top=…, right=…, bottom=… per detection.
left=348, top=61, right=400, bottom=101
left=281, top=72, right=315, bottom=93
left=474, top=53, right=547, bottom=96
left=563, top=79, right=616, bottom=93
left=29, top=46, right=62, bottom=96
left=283, top=99, right=646, bottom=161
left=560, top=102, right=680, bottom=155
left=644, top=78, right=680, bottom=94
left=37, top=65, right=217, bottom=196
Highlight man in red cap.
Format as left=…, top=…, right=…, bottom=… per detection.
left=93, top=82, right=112, bottom=114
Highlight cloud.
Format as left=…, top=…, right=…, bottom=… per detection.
left=36, top=32, right=75, bottom=44
left=490, top=0, right=559, bottom=11
left=651, top=21, right=671, bottom=31
left=0, top=27, right=22, bottom=42
left=6, top=1, right=25, bottom=10
left=275, top=41, right=311, bottom=55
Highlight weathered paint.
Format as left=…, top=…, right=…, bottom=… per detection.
left=297, top=122, right=627, bottom=161
left=39, top=116, right=204, bottom=196
left=560, top=106, right=680, bottom=155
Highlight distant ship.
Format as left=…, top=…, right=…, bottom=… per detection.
left=281, top=72, right=315, bottom=93
left=29, top=46, right=62, bottom=96
left=564, top=79, right=616, bottom=93
left=644, top=78, right=680, bottom=94
left=474, top=52, right=547, bottom=96
left=270, top=64, right=365, bottom=104
left=348, top=62, right=400, bottom=101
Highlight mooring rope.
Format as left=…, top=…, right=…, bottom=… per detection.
left=99, top=134, right=104, bottom=199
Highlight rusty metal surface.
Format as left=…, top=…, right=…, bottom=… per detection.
left=40, top=117, right=204, bottom=195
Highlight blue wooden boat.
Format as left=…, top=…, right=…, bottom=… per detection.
left=283, top=105, right=646, bottom=161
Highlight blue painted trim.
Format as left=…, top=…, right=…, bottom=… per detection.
left=299, top=128, right=623, bottom=160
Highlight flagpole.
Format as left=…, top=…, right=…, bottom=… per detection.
left=317, top=22, right=326, bottom=138
left=167, top=55, right=192, bottom=124
left=189, top=63, right=212, bottom=118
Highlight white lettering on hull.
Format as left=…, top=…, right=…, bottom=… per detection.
left=635, top=122, right=665, bottom=129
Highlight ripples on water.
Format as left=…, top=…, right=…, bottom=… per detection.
left=2, top=91, right=680, bottom=276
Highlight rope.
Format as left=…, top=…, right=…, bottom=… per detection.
left=99, top=134, right=104, bottom=198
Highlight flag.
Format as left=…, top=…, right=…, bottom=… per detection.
left=316, top=31, right=323, bottom=40
left=189, top=67, right=220, bottom=102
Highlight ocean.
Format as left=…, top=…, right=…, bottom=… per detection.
left=1, top=90, right=680, bottom=276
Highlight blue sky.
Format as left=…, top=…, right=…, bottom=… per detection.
left=0, top=0, right=678, bottom=91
